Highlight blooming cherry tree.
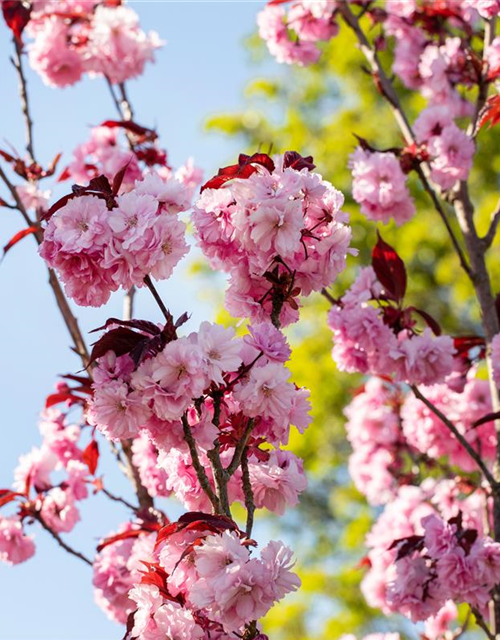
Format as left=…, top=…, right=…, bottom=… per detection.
left=4, top=1, right=500, bottom=639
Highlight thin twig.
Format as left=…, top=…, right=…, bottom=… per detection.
left=182, top=413, right=221, bottom=513
left=472, top=607, right=495, bottom=640
left=101, top=487, right=138, bottom=512
left=34, top=513, right=93, bottom=566
left=144, top=275, right=171, bottom=322
left=482, top=200, right=500, bottom=249
left=11, top=38, right=35, bottom=164
left=411, top=385, right=497, bottom=487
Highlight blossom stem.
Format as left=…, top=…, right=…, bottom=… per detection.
left=101, top=487, right=138, bottom=512
left=225, top=418, right=255, bottom=477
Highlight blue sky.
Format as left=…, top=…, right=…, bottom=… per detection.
left=0, top=2, right=280, bottom=638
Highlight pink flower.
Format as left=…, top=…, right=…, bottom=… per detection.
left=86, top=5, right=163, bottom=85
left=194, top=321, right=243, bottom=385
left=428, top=124, right=475, bottom=190
left=424, top=601, right=458, bottom=640
left=16, top=184, right=51, bottom=212
left=50, top=195, right=111, bottom=253
left=413, top=105, right=454, bottom=143
left=234, top=363, right=296, bottom=423
left=243, top=322, right=291, bottom=364
left=88, top=379, right=151, bottom=441
left=40, top=487, right=80, bottom=533
left=94, top=525, right=156, bottom=624
left=153, top=602, right=204, bottom=640
left=0, top=517, right=35, bottom=566
left=131, top=432, right=170, bottom=498
left=389, top=329, right=456, bottom=386
left=249, top=449, right=307, bottom=515
left=349, top=148, right=415, bottom=225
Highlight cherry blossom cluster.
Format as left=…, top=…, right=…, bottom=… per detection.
left=39, top=170, right=193, bottom=307
left=345, top=372, right=495, bottom=506
left=361, top=481, right=487, bottom=630
left=59, top=121, right=201, bottom=192
left=0, top=382, right=94, bottom=566
left=193, top=151, right=352, bottom=326
left=87, top=318, right=309, bottom=514
left=257, top=1, right=340, bottom=66
left=124, top=523, right=300, bottom=638
left=327, top=255, right=456, bottom=386
left=362, top=480, right=500, bottom=624
left=26, top=1, right=162, bottom=88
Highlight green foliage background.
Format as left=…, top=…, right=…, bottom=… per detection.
left=198, top=20, right=500, bottom=640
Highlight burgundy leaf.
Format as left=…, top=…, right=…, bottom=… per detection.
left=112, top=161, right=131, bottom=196
left=2, top=0, right=31, bottom=42
left=91, top=317, right=162, bottom=337
left=57, top=166, right=72, bottom=182
left=201, top=152, right=275, bottom=192
left=389, top=534, right=425, bottom=561
left=0, top=489, right=24, bottom=509
left=407, top=307, right=442, bottom=335
left=100, top=120, right=157, bottom=143
left=2, top=226, right=38, bottom=260
left=478, top=94, right=500, bottom=130
left=88, top=327, right=147, bottom=367
left=282, top=150, right=315, bottom=171
left=82, top=440, right=99, bottom=475
left=372, top=232, right=407, bottom=303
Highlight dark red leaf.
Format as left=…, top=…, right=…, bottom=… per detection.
left=82, top=440, right=99, bottom=475
left=122, top=611, right=136, bottom=640
left=478, top=94, right=500, bottom=130
left=57, top=166, right=72, bottom=182
left=100, top=120, right=157, bottom=143
left=389, top=534, right=425, bottom=561
left=372, top=232, right=407, bottom=303
left=88, top=327, right=146, bottom=366
left=42, top=193, right=76, bottom=221
left=453, top=335, right=485, bottom=355
left=2, top=225, right=38, bottom=260
left=112, top=161, right=131, bottom=196
left=0, top=490, right=24, bottom=509
left=407, top=307, right=442, bottom=336
left=96, top=529, right=145, bottom=553
left=201, top=153, right=275, bottom=192
left=282, top=151, right=315, bottom=171
left=2, top=0, right=31, bottom=42
left=91, top=317, right=162, bottom=337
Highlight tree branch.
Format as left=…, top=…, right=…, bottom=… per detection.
left=482, top=199, right=500, bottom=249
left=144, top=275, right=171, bottom=322
left=182, top=413, right=221, bottom=513
left=11, top=38, right=35, bottom=165
left=241, top=448, right=255, bottom=537
left=34, top=513, right=93, bottom=566
left=339, top=3, right=472, bottom=280
left=410, top=384, right=497, bottom=488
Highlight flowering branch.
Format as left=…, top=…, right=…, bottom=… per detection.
left=410, top=384, right=497, bottom=488
left=34, top=512, right=92, bottom=567
left=338, top=2, right=473, bottom=280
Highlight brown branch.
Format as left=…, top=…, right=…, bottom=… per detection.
left=225, top=418, right=255, bottom=477
left=34, top=513, right=93, bottom=566
left=182, top=413, right=221, bottom=513
left=410, top=384, right=497, bottom=487
left=472, top=607, right=495, bottom=640
left=482, top=200, right=500, bottom=249
left=144, top=275, right=171, bottom=322
left=101, top=486, right=138, bottom=512
left=241, top=448, right=255, bottom=538
left=121, top=439, right=154, bottom=511
left=11, top=39, right=35, bottom=165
